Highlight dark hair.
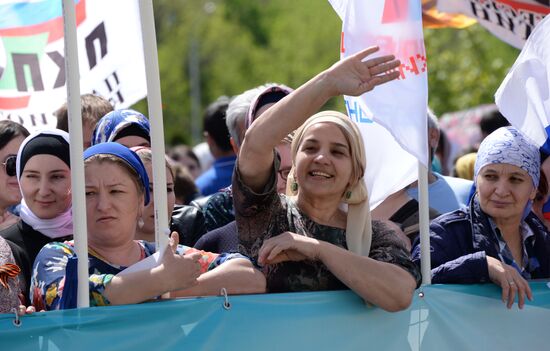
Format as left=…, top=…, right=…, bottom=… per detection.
left=203, top=96, right=232, bottom=152
left=168, top=145, right=200, bottom=169
left=536, top=170, right=549, bottom=203
left=0, top=120, right=30, bottom=150
left=56, top=94, right=114, bottom=132
left=172, top=163, right=199, bottom=204
left=479, top=109, right=510, bottom=137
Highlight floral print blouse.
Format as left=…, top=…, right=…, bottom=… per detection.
left=30, top=240, right=243, bottom=310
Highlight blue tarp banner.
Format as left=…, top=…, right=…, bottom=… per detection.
left=1, top=283, right=550, bottom=350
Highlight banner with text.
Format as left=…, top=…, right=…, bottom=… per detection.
left=0, top=0, right=147, bottom=131
left=329, top=0, right=429, bottom=207
left=438, top=0, right=550, bottom=49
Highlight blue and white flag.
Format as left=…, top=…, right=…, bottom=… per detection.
left=495, top=15, right=550, bottom=150
left=329, top=0, right=429, bottom=207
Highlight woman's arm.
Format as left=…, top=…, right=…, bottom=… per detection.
left=258, top=231, right=416, bottom=312
left=239, top=47, right=400, bottom=192
left=31, top=242, right=73, bottom=310
left=318, top=241, right=416, bottom=312
left=411, top=220, right=491, bottom=284
left=171, top=258, right=266, bottom=297
left=103, top=233, right=203, bottom=305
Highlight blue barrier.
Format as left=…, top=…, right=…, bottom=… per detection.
left=1, top=282, right=549, bottom=350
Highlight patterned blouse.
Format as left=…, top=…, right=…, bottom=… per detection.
left=30, top=240, right=244, bottom=310
left=234, top=159, right=422, bottom=293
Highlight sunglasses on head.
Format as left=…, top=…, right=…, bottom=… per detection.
left=2, top=155, right=17, bottom=177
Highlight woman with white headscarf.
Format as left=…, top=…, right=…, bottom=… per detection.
left=234, top=47, right=420, bottom=312
left=0, top=129, right=72, bottom=303
left=412, top=126, right=550, bottom=309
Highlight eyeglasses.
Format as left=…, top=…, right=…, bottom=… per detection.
left=2, top=155, right=17, bottom=177
left=278, top=168, right=291, bottom=181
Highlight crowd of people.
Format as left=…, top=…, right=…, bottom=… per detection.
left=1, top=46, right=550, bottom=315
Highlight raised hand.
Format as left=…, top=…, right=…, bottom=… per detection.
left=258, top=232, right=321, bottom=265
left=324, top=46, right=401, bottom=97
left=486, top=256, right=533, bottom=309
left=161, top=232, right=202, bottom=292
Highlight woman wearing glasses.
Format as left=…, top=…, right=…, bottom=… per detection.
left=0, top=121, right=29, bottom=231
left=0, top=129, right=72, bottom=304
left=0, top=121, right=29, bottom=310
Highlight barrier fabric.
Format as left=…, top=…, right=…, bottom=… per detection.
left=1, top=283, right=549, bottom=350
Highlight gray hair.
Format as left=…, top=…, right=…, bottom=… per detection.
left=225, top=83, right=279, bottom=147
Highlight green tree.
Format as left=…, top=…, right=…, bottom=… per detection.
left=134, top=1, right=521, bottom=146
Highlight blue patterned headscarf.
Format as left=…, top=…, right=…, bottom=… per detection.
left=474, top=126, right=540, bottom=188
left=91, top=109, right=150, bottom=146
left=84, top=142, right=150, bottom=205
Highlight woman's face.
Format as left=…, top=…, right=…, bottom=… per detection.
left=0, top=136, right=25, bottom=209
left=85, top=161, right=143, bottom=246
left=477, top=163, right=537, bottom=222
left=140, top=162, right=176, bottom=235
left=294, top=123, right=353, bottom=200
left=20, top=155, right=71, bottom=219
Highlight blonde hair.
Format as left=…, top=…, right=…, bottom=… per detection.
left=287, top=111, right=372, bottom=256
left=133, top=147, right=175, bottom=181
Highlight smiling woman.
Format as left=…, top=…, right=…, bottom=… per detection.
left=412, top=126, right=550, bottom=310
left=0, top=129, right=72, bottom=304
left=234, top=47, right=421, bottom=312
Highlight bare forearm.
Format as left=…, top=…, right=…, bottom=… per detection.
left=318, top=241, right=416, bottom=312
left=103, top=267, right=169, bottom=305
left=172, top=259, right=266, bottom=297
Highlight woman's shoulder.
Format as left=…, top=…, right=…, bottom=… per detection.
left=38, top=240, right=76, bottom=256
left=429, top=208, right=472, bottom=231
left=0, top=219, right=24, bottom=244
left=526, top=212, right=550, bottom=237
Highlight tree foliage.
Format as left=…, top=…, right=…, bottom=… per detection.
left=135, top=1, right=520, bottom=146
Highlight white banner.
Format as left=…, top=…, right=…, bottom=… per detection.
left=495, top=15, right=550, bottom=147
left=329, top=0, right=429, bottom=207
left=438, top=0, right=550, bottom=49
left=0, top=0, right=147, bottom=131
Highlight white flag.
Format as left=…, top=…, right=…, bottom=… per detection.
left=438, top=0, right=549, bottom=49
left=0, top=0, right=147, bottom=131
left=495, top=15, right=550, bottom=149
left=329, top=0, right=428, bottom=207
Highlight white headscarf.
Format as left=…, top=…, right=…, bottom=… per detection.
left=17, top=129, right=72, bottom=239
left=287, top=111, right=372, bottom=256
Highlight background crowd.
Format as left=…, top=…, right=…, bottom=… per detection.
left=1, top=43, right=549, bottom=315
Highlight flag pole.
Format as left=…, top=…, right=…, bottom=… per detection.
left=418, top=161, right=431, bottom=285
left=62, top=0, right=89, bottom=308
left=138, top=0, right=169, bottom=254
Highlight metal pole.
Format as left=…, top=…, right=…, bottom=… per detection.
left=139, top=0, right=170, bottom=254
left=62, top=0, right=89, bottom=308
left=418, top=161, right=431, bottom=285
